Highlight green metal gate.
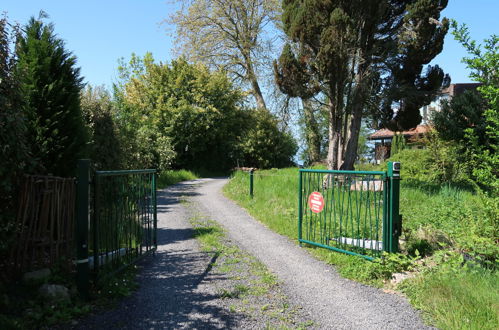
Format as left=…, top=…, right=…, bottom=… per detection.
left=298, top=162, right=401, bottom=260
left=75, top=160, right=157, bottom=297
left=91, top=169, right=157, bottom=277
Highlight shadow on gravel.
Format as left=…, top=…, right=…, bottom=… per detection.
left=156, top=184, right=201, bottom=214
left=73, top=179, right=243, bottom=329
left=156, top=227, right=196, bottom=246
left=75, top=251, right=242, bottom=329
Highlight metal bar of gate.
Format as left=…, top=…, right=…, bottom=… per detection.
left=297, top=163, right=400, bottom=260
left=76, top=164, right=157, bottom=290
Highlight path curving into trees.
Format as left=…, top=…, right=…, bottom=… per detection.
left=75, top=178, right=430, bottom=329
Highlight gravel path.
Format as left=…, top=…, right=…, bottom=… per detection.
left=191, top=178, right=430, bottom=330
left=75, top=177, right=430, bottom=329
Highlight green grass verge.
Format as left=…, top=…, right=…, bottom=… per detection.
left=157, top=168, right=230, bottom=189
left=223, top=168, right=498, bottom=329
left=223, top=168, right=388, bottom=286
left=188, top=211, right=313, bottom=328
left=401, top=256, right=499, bottom=329
left=157, top=169, right=200, bottom=188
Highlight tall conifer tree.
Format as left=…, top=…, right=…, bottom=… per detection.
left=16, top=14, right=87, bottom=176
left=0, top=16, right=32, bottom=254
left=279, top=0, right=450, bottom=169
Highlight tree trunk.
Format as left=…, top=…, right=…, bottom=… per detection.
left=342, top=62, right=368, bottom=170
left=243, top=51, right=267, bottom=110
left=326, top=124, right=339, bottom=170
left=250, top=75, right=267, bottom=110
left=341, top=103, right=362, bottom=170
left=302, top=98, right=321, bottom=164
left=326, top=98, right=342, bottom=170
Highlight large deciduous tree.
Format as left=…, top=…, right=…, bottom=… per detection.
left=279, top=0, right=450, bottom=169
left=274, top=43, right=322, bottom=163
left=16, top=14, right=88, bottom=176
left=115, top=54, right=296, bottom=170
left=169, top=0, right=280, bottom=111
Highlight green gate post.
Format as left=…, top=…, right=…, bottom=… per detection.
left=76, top=159, right=90, bottom=299
left=249, top=169, right=254, bottom=198
left=386, top=161, right=401, bottom=253
left=153, top=171, right=157, bottom=252
left=298, top=170, right=303, bottom=246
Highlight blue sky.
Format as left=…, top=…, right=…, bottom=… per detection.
left=2, top=0, right=498, bottom=89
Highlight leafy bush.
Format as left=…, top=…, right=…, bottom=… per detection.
left=237, top=109, right=298, bottom=169
left=81, top=85, right=124, bottom=170
left=388, top=132, right=472, bottom=187
left=115, top=54, right=297, bottom=171
left=442, top=22, right=499, bottom=195
left=390, top=133, right=406, bottom=156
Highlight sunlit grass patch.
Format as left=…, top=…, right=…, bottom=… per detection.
left=401, top=263, right=499, bottom=329
left=157, top=169, right=199, bottom=188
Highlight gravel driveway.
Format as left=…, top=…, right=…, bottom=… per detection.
left=75, top=178, right=430, bottom=329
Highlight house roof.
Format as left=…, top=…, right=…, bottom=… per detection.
left=441, top=83, right=481, bottom=97
left=368, top=125, right=431, bottom=140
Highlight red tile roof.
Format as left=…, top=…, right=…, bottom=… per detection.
left=441, top=83, right=481, bottom=96
left=368, top=125, right=431, bottom=140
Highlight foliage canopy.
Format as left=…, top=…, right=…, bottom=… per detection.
left=0, top=16, right=31, bottom=254
left=115, top=54, right=296, bottom=170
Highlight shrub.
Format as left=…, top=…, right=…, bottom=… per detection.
left=237, top=109, right=298, bottom=169
left=81, top=85, right=124, bottom=170
left=388, top=132, right=472, bottom=187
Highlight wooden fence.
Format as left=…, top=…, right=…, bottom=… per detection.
left=8, top=175, right=76, bottom=276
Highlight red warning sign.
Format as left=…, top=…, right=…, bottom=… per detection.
left=308, top=192, right=324, bottom=213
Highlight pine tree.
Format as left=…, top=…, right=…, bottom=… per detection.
left=0, top=16, right=32, bottom=254
left=16, top=14, right=87, bottom=176
left=279, top=0, right=450, bottom=169
left=274, top=43, right=322, bottom=163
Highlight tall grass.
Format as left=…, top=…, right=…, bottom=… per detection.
left=157, top=169, right=199, bottom=188
left=223, top=168, right=298, bottom=238
left=401, top=265, right=499, bottom=329
left=224, top=167, right=499, bottom=329
left=157, top=168, right=230, bottom=188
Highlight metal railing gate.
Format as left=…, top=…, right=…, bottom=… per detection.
left=75, top=160, right=157, bottom=298
left=298, top=162, right=401, bottom=260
